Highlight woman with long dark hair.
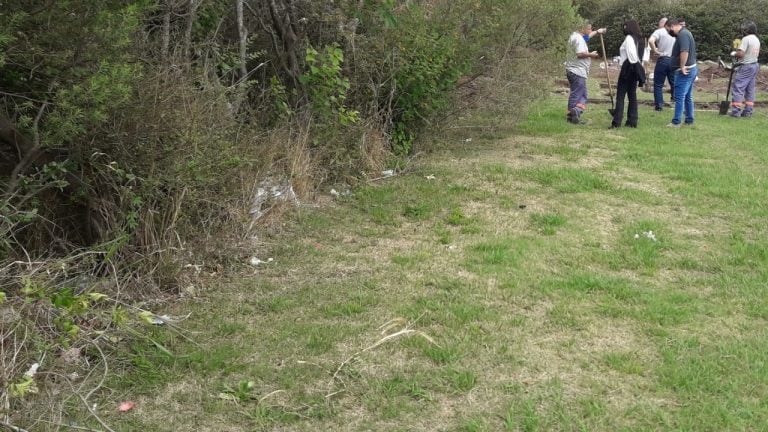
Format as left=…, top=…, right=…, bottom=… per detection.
left=611, top=20, right=646, bottom=128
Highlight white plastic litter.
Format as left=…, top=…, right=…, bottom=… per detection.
left=425, top=175, right=436, bottom=180
left=381, top=169, right=395, bottom=177
left=635, top=231, right=657, bottom=241
left=250, top=178, right=298, bottom=221
left=330, top=188, right=340, bottom=196
left=148, top=315, right=166, bottom=325
left=24, top=363, right=39, bottom=378
left=249, top=256, right=274, bottom=266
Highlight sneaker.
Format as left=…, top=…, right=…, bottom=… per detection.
left=654, top=106, right=663, bottom=112
left=666, top=123, right=681, bottom=128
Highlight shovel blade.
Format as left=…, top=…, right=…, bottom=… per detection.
left=719, top=101, right=730, bottom=115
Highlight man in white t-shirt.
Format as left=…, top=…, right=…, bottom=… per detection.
left=565, top=21, right=606, bottom=124
left=729, top=21, right=761, bottom=118
left=649, top=17, right=676, bottom=111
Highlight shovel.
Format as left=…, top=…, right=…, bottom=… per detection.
left=719, top=63, right=737, bottom=115
left=599, top=33, right=616, bottom=116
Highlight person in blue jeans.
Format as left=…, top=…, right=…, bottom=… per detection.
left=649, top=18, right=676, bottom=110
left=666, top=18, right=697, bottom=127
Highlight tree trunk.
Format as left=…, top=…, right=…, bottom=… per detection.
left=183, top=0, right=199, bottom=69
left=236, top=0, right=248, bottom=80
left=267, top=0, right=302, bottom=87
left=161, top=3, right=171, bottom=63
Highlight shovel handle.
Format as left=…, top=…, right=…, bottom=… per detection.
left=599, top=33, right=614, bottom=105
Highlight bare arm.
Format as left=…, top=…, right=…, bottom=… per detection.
left=679, top=51, right=690, bottom=74
left=648, top=35, right=659, bottom=54
left=577, top=51, right=600, bottom=59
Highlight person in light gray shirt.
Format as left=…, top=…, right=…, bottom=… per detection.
left=729, top=21, right=761, bottom=117
left=649, top=17, right=676, bottom=111
left=565, top=20, right=606, bottom=124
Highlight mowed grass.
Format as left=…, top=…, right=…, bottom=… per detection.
left=103, top=98, right=768, bottom=431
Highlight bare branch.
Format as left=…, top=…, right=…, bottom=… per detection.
left=3, top=102, right=49, bottom=198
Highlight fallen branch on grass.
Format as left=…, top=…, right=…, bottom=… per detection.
left=324, top=316, right=438, bottom=399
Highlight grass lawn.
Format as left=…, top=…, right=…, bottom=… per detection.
left=103, top=97, right=768, bottom=431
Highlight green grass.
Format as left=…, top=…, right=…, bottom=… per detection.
left=97, top=97, right=768, bottom=431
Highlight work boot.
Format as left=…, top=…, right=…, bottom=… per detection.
left=741, top=108, right=753, bottom=118
left=567, top=108, right=585, bottom=125
left=730, top=107, right=742, bottom=118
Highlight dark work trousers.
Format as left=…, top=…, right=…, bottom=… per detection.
left=653, top=56, right=675, bottom=109
left=612, top=61, right=640, bottom=127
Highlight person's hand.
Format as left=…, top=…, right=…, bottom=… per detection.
left=681, top=65, right=689, bottom=75
left=591, top=51, right=599, bottom=58
left=730, top=51, right=737, bottom=57
left=596, top=28, right=606, bottom=34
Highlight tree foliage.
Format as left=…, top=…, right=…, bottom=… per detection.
left=574, top=0, right=768, bottom=61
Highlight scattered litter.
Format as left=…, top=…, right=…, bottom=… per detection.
left=183, top=263, right=203, bottom=274
left=446, top=245, right=457, bottom=250
left=118, top=401, right=136, bottom=413
left=249, top=177, right=299, bottom=221
left=182, top=285, right=197, bottom=296
left=139, top=311, right=191, bottom=326
left=635, top=231, right=657, bottom=241
left=24, top=363, right=39, bottom=378
left=146, top=315, right=166, bottom=325
left=464, top=138, right=473, bottom=143
left=218, top=392, right=239, bottom=401
left=381, top=169, right=395, bottom=177
left=249, top=256, right=274, bottom=266
left=518, top=204, right=527, bottom=209
left=330, top=188, right=352, bottom=196
left=425, top=175, right=436, bottom=180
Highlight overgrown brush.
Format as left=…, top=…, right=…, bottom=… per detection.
left=1, top=0, right=577, bottom=429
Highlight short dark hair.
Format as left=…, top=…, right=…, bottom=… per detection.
left=667, top=18, right=682, bottom=26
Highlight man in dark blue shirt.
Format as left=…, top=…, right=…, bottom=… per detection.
left=667, top=18, right=697, bottom=127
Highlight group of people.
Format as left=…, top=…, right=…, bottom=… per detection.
left=565, top=17, right=761, bottom=127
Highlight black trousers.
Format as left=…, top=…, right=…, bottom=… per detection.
left=612, top=62, right=640, bottom=127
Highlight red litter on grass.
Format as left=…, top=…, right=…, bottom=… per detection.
left=118, top=401, right=136, bottom=412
